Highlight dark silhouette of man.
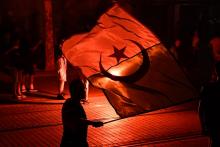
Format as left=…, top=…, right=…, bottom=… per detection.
left=60, top=79, right=103, bottom=147
left=199, top=36, right=220, bottom=147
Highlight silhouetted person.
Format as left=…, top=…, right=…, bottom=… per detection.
left=199, top=36, right=220, bottom=147
left=60, top=79, right=103, bottom=147
left=4, top=26, right=26, bottom=99
left=56, top=39, right=67, bottom=100
left=199, top=71, right=220, bottom=147
left=170, top=23, right=212, bottom=90
left=67, top=64, right=89, bottom=103
left=22, top=40, right=41, bottom=93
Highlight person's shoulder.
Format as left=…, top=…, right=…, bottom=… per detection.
left=64, top=98, right=73, bottom=104
left=201, top=81, right=220, bottom=94
left=62, top=98, right=77, bottom=110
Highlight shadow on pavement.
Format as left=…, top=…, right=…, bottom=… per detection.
left=24, top=90, right=57, bottom=99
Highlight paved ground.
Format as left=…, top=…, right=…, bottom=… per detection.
left=0, top=70, right=211, bottom=147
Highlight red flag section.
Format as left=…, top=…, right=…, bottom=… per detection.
left=62, top=4, right=159, bottom=77
left=62, top=4, right=199, bottom=118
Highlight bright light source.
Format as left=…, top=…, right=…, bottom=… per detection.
left=109, top=68, right=121, bottom=76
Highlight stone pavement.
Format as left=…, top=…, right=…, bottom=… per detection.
left=0, top=70, right=211, bottom=147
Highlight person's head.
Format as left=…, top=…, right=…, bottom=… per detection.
left=209, top=36, right=220, bottom=80
left=192, top=31, right=199, bottom=48
left=56, top=47, right=64, bottom=60
left=177, top=28, right=197, bottom=48
left=69, top=79, right=85, bottom=101
left=59, top=39, right=65, bottom=49
left=210, top=37, right=220, bottom=62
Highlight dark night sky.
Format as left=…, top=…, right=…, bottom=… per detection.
left=1, top=0, right=220, bottom=47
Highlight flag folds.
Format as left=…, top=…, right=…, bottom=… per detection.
left=62, top=4, right=198, bottom=118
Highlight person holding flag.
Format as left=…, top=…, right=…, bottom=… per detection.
left=60, top=79, right=103, bottom=146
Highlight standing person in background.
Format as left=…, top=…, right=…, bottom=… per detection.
left=170, top=23, right=213, bottom=90
left=5, top=26, right=26, bottom=99
left=199, top=19, right=220, bottom=147
left=83, top=78, right=89, bottom=103
left=56, top=39, right=67, bottom=100
left=209, top=36, right=220, bottom=82
left=22, top=40, right=41, bottom=93
left=199, top=34, right=220, bottom=147
left=60, top=79, right=103, bottom=147
left=199, top=57, right=220, bottom=147
left=171, top=27, right=200, bottom=70
left=77, top=68, right=89, bottom=103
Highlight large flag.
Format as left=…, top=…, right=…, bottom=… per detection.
left=62, top=4, right=199, bottom=118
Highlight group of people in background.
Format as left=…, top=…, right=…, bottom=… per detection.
left=0, top=23, right=89, bottom=104
left=0, top=24, right=40, bottom=100
left=170, top=18, right=220, bottom=147
left=0, top=23, right=97, bottom=146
